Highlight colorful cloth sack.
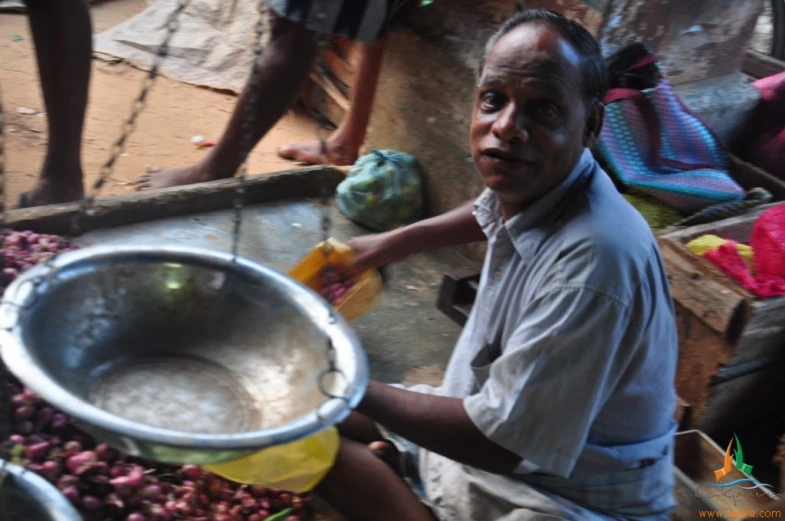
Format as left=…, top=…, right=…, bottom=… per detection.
left=595, top=43, right=746, bottom=214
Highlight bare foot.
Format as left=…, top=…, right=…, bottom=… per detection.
left=136, top=162, right=222, bottom=192
left=368, top=440, right=402, bottom=475
left=277, top=138, right=359, bottom=166
left=21, top=175, right=85, bottom=208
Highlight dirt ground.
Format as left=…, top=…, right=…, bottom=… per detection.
left=0, top=0, right=321, bottom=207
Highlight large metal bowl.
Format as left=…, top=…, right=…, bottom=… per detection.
left=0, top=459, right=82, bottom=521
left=0, top=245, right=368, bottom=465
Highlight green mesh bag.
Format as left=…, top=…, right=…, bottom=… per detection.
left=336, top=150, right=425, bottom=232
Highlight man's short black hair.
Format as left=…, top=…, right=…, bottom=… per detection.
left=479, top=8, right=609, bottom=105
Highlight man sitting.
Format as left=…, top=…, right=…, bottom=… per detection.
left=319, top=8, right=679, bottom=521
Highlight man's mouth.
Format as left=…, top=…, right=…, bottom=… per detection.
left=481, top=147, right=523, bottom=162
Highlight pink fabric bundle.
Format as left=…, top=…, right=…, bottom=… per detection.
left=735, top=71, right=785, bottom=180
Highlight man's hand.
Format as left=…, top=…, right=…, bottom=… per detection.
left=348, top=231, right=407, bottom=272
left=358, top=381, right=522, bottom=475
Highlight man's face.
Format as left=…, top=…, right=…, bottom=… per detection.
left=470, top=23, right=602, bottom=215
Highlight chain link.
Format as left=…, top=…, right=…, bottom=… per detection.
left=0, top=62, right=12, bottom=453
left=312, top=36, right=348, bottom=406
left=231, top=0, right=267, bottom=260
left=0, top=83, right=6, bottom=227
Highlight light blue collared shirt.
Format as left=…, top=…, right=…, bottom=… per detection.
left=418, top=149, right=679, bottom=520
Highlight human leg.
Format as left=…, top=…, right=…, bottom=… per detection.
left=317, top=437, right=437, bottom=521
left=136, top=12, right=317, bottom=191
left=21, top=0, right=91, bottom=207
left=277, top=35, right=388, bottom=166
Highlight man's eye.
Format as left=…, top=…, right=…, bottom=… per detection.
left=481, top=92, right=505, bottom=111
left=536, top=102, right=559, bottom=120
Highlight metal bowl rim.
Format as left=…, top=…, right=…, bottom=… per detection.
left=0, top=244, right=368, bottom=450
left=1, top=458, right=83, bottom=521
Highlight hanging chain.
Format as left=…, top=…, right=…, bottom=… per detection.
left=0, top=68, right=13, bottom=456
left=313, top=36, right=348, bottom=406
left=231, top=0, right=267, bottom=260
left=0, top=80, right=12, bottom=484
left=67, top=0, right=192, bottom=237
left=0, top=83, right=6, bottom=227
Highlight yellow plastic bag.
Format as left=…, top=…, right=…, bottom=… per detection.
left=686, top=234, right=755, bottom=271
left=203, top=427, right=339, bottom=493
left=288, top=237, right=383, bottom=322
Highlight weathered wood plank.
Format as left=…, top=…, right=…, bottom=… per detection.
left=659, top=203, right=779, bottom=245
left=728, top=155, right=785, bottom=202
left=743, top=49, right=785, bottom=80
left=658, top=238, right=750, bottom=338
left=672, top=300, right=735, bottom=429
left=2, top=167, right=345, bottom=236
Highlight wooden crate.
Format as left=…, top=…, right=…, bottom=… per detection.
left=672, top=430, right=778, bottom=520
left=658, top=202, right=785, bottom=436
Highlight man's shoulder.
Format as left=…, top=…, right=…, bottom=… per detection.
left=541, top=170, right=663, bottom=298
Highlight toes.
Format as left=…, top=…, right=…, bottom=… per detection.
left=368, top=441, right=389, bottom=455
left=277, top=146, right=296, bottom=160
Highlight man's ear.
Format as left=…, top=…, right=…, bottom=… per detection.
left=583, top=102, right=605, bottom=148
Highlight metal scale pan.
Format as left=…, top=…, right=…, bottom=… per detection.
left=0, top=0, right=367, bottom=466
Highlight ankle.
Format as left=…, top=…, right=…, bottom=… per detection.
left=198, top=154, right=239, bottom=181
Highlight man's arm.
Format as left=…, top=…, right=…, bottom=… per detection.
left=357, top=381, right=522, bottom=474
left=349, top=200, right=486, bottom=270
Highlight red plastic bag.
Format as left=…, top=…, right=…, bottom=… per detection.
left=751, top=204, right=785, bottom=279
left=702, top=205, right=785, bottom=299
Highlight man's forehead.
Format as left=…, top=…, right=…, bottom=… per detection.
left=484, top=23, right=583, bottom=77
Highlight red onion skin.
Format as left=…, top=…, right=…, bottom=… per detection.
left=181, top=464, right=203, bottom=480
left=147, top=504, right=172, bottom=521
left=94, top=443, right=115, bottom=461
left=25, top=441, right=50, bottom=461
left=58, top=475, right=79, bottom=490
left=127, top=514, right=147, bottom=521
left=15, top=420, right=33, bottom=434
left=64, top=440, right=82, bottom=453
left=66, top=451, right=97, bottom=474
left=109, top=465, right=145, bottom=488
left=140, top=484, right=162, bottom=501
left=61, top=486, right=81, bottom=506
left=34, top=407, right=54, bottom=430
left=51, top=413, right=68, bottom=431
left=39, top=460, right=60, bottom=482
left=15, top=405, right=35, bottom=421
left=81, top=495, right=104, bottom=510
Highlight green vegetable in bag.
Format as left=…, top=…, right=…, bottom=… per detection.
left=335, top=150, right=425, bottom=232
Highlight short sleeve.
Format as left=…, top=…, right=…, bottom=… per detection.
left=463, top=287, right=633, bottom=478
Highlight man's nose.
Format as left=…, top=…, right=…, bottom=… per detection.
left=491, top=104, right=529, bottom=143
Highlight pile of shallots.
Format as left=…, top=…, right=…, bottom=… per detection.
left=0, top=229, right=313, bottom=521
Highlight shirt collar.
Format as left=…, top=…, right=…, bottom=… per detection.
left=473, top=148, right=596, bottom=259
